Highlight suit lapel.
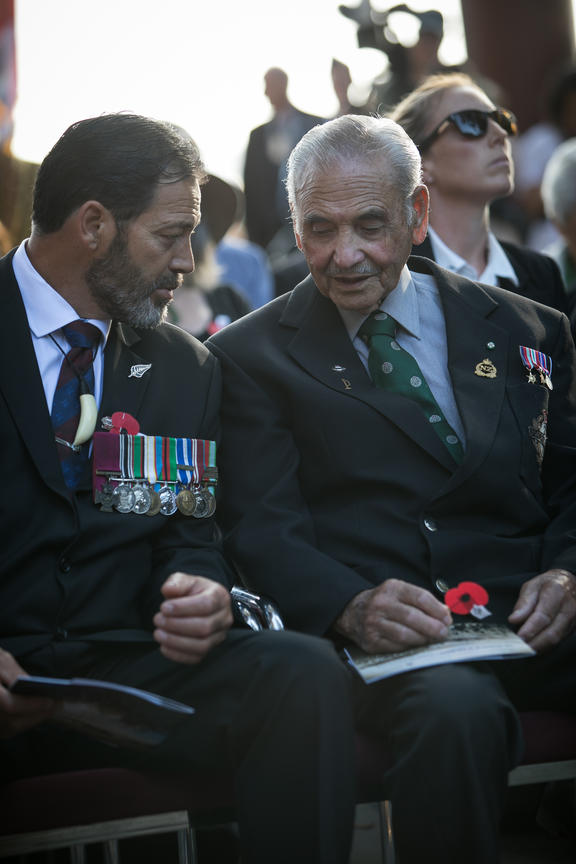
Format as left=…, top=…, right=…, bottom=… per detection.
left=282, top=278, right=458, bottom=471
left=99, top=324, right=151, bottom=424
left=0, top=253, right=153, bottom=497
left=423, top=261, right=510, bottom=490
left=0, top=252, right=69, bottom=497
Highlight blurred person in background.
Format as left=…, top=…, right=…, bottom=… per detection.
left=169, top=222, right=252, bottom=342
left=0, top=219, right=12, bottom=254
left=541, top=136, right=576, bottom=328
left=243, top=67, right=324, bottom=256
left=391, top=72, right=569, bottom=315
left=513, top=65, right=576, bottom=251
left=213, top=178, right=274, bottom=310
left=339, top=2, right=454, bottom=113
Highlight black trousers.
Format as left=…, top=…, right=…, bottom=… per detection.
left=354, top=630, right=576, bottom=864
left=4, top=629, right=356, bottom=864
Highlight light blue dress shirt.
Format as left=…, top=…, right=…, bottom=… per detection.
left=12, top=240, right=110, bottom=413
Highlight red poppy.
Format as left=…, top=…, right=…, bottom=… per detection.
left=110, top=411, right=140, bottom=435
left=445, top=582, right=489, bottom=615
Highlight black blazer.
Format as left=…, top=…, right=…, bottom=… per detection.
left=415, top=234, right=570, bottom=316
left=208, top=257, right=576, bottom=634
left=243, top=109, right=324, bottom=249
left=0, top=250, right=232, bottom=658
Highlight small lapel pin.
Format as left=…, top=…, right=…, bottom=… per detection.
left=474, top=358, right=497, bottom=378
left=129, top=363, right=152, bottom=379
left=331, top=364, right=346, bottom=372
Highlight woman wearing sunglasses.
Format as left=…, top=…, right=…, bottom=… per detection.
left=391, top=73, right=569, bottom=315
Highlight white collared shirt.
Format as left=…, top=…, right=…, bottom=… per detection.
left=12, top=240, right=110, bottom=413
left=427, top=226, right=518, bottom=288
left=338, top=265, right=466, bottom=445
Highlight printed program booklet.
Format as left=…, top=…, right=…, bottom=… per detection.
left=10, top=675, right=195, bottom=750
left=344, top=623, right=536, bottom=684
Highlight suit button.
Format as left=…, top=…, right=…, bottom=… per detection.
left=54, top=628, right=68, bottom=641
left=423, top=518, right=438, bottom=532
left=59, top=557, right=71, bottom=574
left=435, top=579, right=449, bottom=593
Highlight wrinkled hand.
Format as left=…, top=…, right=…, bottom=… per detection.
left=335, top=579, right=452, bottom=654
left=0, top=649, right=55, bottom=739
left=508, top=569, right=576, bottom=652
left=153, top=573, right=233, bottom=664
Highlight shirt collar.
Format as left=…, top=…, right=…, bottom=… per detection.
left=13, top=240, right=111, bottom=345
left=427, top=226, right=518, bottom=286
left=339, top=265, right=421, bottom=341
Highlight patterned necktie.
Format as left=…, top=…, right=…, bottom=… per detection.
left=358, top=311, right=464, bottom=463
left=51, top=320, right=101, bottom=489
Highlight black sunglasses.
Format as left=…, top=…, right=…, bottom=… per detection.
left=418, top=108, right=518, bottom=152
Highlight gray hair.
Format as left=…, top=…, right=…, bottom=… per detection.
left=541, top=138, right=576, bottom=225
left=286, top=114, right=423, bottom=230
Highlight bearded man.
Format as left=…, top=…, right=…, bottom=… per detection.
left=0, top=114, right=355, bottom=864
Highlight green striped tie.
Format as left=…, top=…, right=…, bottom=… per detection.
left=358, top=311, right=464, bottom=463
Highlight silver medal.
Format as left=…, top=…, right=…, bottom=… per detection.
left=158, top=484, right=178, bottom=516
left=132, top=484, right=152, bottom=515
left=192, top=488, right=211, bottom=519
left=112, top=482, right=136, bottom=513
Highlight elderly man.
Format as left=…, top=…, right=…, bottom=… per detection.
left=0, top=113, right=356, bottom=864
left=208, top=114, right=576, bottom=863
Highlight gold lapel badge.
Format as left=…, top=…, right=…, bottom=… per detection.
left=474, top=358, right=497, bottom=379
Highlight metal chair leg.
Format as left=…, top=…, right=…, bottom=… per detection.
left=103, top=839, right=120, bottom=864
left=70, top=845, right=87, bottom=864
left=377, top=800, right=396, bottom=864
left=177, top=824, right=198, bottom=864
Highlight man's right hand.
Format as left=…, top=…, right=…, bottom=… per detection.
left=0, top=649, right=55, bottom=739
left=334, top=579, right=452, bottom=654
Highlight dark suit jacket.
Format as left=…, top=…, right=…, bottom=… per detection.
left=243, top=109, right=324, bottom=249
left=208, top=257, right=576, bottom=634
left=0, top=250, right=232, bottom=658
left=415, top=234, right=570, bottom=316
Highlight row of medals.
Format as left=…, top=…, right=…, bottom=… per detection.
left=96, top=479, right=216, bottom=518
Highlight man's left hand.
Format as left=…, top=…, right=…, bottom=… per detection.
left=508, top=569, right=576, bottom=651
left=153, top=573, right=233, bottom=664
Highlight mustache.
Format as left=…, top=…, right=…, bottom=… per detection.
left=325, top=263, right=380, bottom=277
left=150, top=273, right=183, bottom=293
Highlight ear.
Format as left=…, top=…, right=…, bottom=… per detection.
left=290, top=205, right=303, bottom=251
left=76, top=201, right=116, bottom=254
left=410, top=185, right=429, bottom=246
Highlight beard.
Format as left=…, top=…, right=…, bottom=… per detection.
left=86, top=232, right=181, bottom=328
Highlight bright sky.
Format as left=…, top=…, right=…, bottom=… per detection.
left=11, top=0, right=467, bottom=185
